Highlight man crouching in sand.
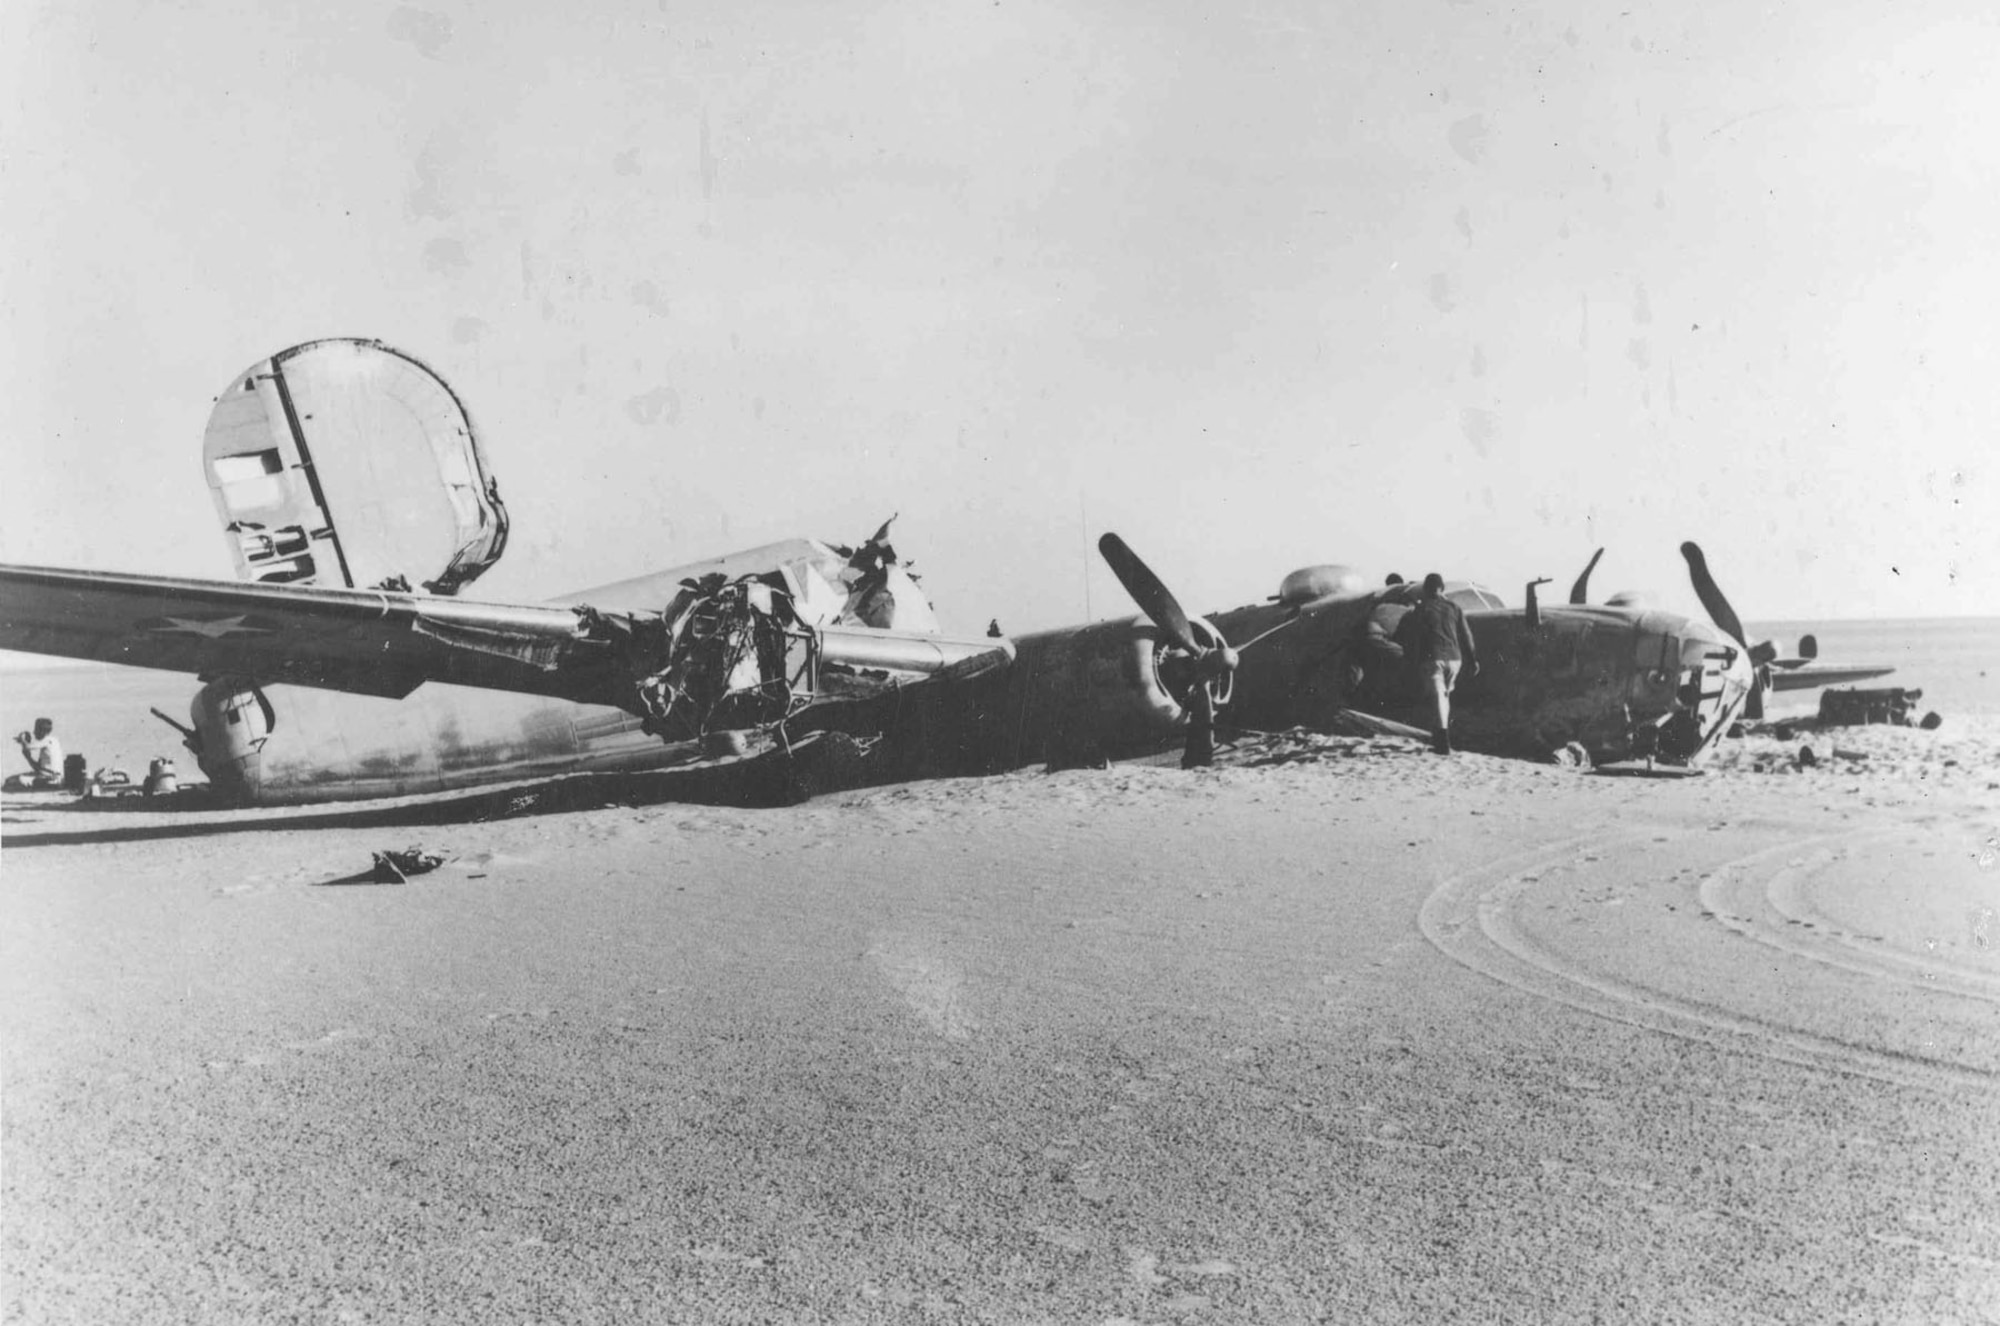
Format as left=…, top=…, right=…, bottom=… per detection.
left=1397, top=574, right=1479, bottom=754
left=11, top=718, right=63, bottom=789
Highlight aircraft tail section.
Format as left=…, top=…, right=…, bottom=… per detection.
left=201, top=339, right=508, bottom=595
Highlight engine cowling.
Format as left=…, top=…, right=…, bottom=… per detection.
left=1031, top=615, right=1230, bottom=758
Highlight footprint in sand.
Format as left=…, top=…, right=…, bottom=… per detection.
left=685, top=1243, right=771, bottom=1269
left=213, top=882, right=266, bottom=897
left=1125, top=1251, right=1166, bottom=1287
left=206, top=1027, right=364, bottom=1072
left=1034, top=1225, right=1093, bottom=1253
left=1119, top=1250, right=1239, bottom=1318
left=866, top=939, right=976, bottom=1040
left=450, top=851, right=535, bottom=872
left=213, top=873, right=299, bottom=897
left=284, top=1027, right=363, bottom=1051
left=1070, top=1168, right=1115, bottom=1205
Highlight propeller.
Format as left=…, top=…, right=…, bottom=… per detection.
left=1098, top=533, right=1200, bottom=655
left=1569, top=548, right=1605, bottom=605
left=1678, top=542, right=1745, bottom=646
left=1097, top=533, right=1242, bottom=763
left=1678, top=541, right=1776, bottom=719
left=1096, top=533, right=1241, bottom=679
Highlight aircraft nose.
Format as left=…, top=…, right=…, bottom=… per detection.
left=1658, top=620, right=1752, bottom=762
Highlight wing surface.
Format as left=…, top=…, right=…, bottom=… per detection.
left=0, top=564, right=624, bottom=706
left=1766, top=663, right=1896, bottom=692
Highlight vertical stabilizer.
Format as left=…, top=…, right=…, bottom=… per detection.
left=202, top=339, right=509, bottom=594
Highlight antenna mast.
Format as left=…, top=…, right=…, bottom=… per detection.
left=1079, top=491, right=1092, bottom=620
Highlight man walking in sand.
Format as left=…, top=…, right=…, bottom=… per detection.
left=1395, top=574, right=1479, bottom=754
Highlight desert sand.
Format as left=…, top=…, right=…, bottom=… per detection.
left=4, top=722, right=1998, bottom=1324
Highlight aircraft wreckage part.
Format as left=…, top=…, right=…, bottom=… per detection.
left=817, top=627, right=1013, bottom=678
left=794, top=619, right=1211, bottom=780
left=203, top=338, right=509, bottom=596
left=190, top=677, right=276, bottom=802
left=584, top=569, right=1012, bottom=745
left=179, top=676, right=680, bottom=805
left=558, top=538, right=855, bottom=620
left=0, top=564, right=620, bottom=707
left=579, top=578, right=812, bottom=743
left=1817, top=686, right=1926, bottom=727
left=1276, top=564, right=1367, bottom=605
left=558, top=522, right=942, bottom=636
left=1678, top=543, right=1746, bottom=649
left=1678, top=541, right=1780, bottom=722
left=1034, top=618, right=1195, bottom=754
left=1569, top=548, right=1605, bottom=605
left=1097, top=534, right=1202, bottom=655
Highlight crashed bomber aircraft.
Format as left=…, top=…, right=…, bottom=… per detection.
left=0, top=339, right=1889, bottom=805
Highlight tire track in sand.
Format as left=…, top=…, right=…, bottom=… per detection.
left=1419, top=832, right=1998, bottom=1093
left=1697, top=832, right=2000, bottom=1005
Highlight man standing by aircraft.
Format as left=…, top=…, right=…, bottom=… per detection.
left=1397, top=574, right=1479, bottom=754
left=1358, top=592, right=1413, bottom=705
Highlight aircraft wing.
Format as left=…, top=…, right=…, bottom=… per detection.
left=0, top=564, right=627, bottom=706
left=1766, top=662, right=1896, bottom=692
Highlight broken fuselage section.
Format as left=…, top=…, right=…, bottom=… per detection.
left=175, top=337, right=999, bottom=800
left=568, top=522, right=983, bottom=750
left=172, top=521, right=1004, bottom=802
left=173, top=538, right=1006, bottom=803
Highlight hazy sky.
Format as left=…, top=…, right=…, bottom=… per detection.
left=2, top=0, right=1993, bottom=636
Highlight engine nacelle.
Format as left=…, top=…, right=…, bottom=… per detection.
left=1032, top=615, right=1230, bottom=758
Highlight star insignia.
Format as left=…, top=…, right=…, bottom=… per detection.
left=135, top=614, right=280, bottom=640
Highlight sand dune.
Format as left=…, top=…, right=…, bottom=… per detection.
left=4, top=725, right=1998, bottom=1322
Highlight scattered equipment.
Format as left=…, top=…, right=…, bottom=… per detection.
left=371, top=847, right=446, bottom=884
left=1817, top=686, right=1926, bottom=727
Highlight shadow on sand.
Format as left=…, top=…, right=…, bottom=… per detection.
left=1590, top=762, right=1708, bottom=780
left=1, top=733, right=877, bottom=848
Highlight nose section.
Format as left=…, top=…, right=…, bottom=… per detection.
left=1655, top=620, right=1752, bottom=763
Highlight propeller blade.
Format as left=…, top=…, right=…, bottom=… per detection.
left=1745, top=668, right=1767, bottom=721
left=1097, top=533, right=1201, bottom=655
left=1182, top=680, right=1217, bottom=768
left=1678, top=541, right=1748, bottom=648
left=1569, top=548, right=1604, bottom=605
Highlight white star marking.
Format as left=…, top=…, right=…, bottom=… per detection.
left=143, top=615, right=276, bottom=639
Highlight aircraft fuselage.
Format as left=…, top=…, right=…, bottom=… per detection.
left=178, top=576, right=1753, bottom=805
left=773, top=589, right=1755, bottom=784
